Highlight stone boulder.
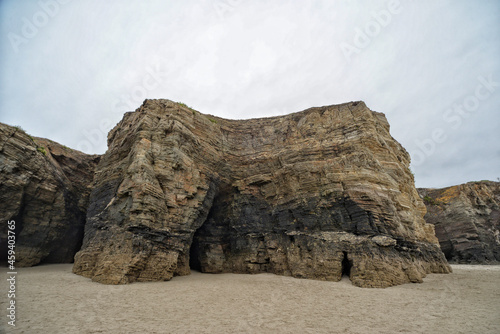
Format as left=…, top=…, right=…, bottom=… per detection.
left=73, top=99, right=450, bottom=287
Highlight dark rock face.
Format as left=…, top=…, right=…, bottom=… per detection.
left=418, top=181, right=500, bottom=263
left=0, top=123, right=99, bottom=266
left=73, top=99, right=450, bottom=287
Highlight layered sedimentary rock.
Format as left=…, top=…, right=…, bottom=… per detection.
left=73, top=99, right=450, bottom=287
left=418, top=181, right=500, bottom=263
left=0, top=123, right=99, bottom=266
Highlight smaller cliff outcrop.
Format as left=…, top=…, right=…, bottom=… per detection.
left=0, top=123, right=100, bottom=266
left=418, top=181, right=500, bottom=263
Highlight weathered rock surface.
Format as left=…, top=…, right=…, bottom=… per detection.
left=73, top=99, right=450, bottom=287
left=0, top=123, right=99, bottom=266
left=418, top=181, right=500, bottom=263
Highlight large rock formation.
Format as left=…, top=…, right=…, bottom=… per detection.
left=418, top=181, right=500, bottom=263
left=0, top=123, right=99, bottom=266
left=73, top=99, right=450, bottom=288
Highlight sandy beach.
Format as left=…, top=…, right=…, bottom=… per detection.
left=1, top=264, right=499, bottom=334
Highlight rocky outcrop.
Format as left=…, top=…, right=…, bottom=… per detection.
left=418, top=181, right=500, bottom=263
left=73, top=99, right=450, bottom=288
left=0, top=123, right=99, bottom=266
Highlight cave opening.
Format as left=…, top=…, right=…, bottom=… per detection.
left=189, top=186, right=221, bottom=273
left=341, top=252, right=352, bottom=277
left=189, top=227, right=203, bottom=272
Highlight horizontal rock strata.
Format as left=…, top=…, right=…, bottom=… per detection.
left=73, top=99, right=450, bottom=287
left=0, top=123, right=99, bottom=266
left=418, top=181, right=500, bottom=263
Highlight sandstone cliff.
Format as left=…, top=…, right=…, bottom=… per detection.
left=72, top=99, right=450, bottom=288
left=0, top=123, right=99, bottom=266
left=418, top=181, right=500, bottom=263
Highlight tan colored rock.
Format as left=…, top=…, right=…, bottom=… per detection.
left=73, top=99, right=450, bottom=287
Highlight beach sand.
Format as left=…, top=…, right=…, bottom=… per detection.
left=1, top=264, right=499, bottom=334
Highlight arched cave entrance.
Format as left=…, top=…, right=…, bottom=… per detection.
left=341, top=252, right=352, bottom=277
left=189, top=205, right=218, bottom=273
left=188, top=188, right=231, bottom=273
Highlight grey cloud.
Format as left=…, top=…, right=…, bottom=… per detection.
left=0, top=0, right=499, bottom=188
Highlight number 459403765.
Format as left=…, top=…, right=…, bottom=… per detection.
left=7, top=220, right=16, bottom=270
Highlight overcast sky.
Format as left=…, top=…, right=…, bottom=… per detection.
left=1, top=0, right=499, bottom=188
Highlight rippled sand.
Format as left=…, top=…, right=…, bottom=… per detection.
left=1, top=264, right=499, bottom=333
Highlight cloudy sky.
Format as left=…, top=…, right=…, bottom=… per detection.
left=1, top=0, right=499, bottom=188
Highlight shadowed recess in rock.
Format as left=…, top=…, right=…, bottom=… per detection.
left=342, top=252, right=352, bottom=277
